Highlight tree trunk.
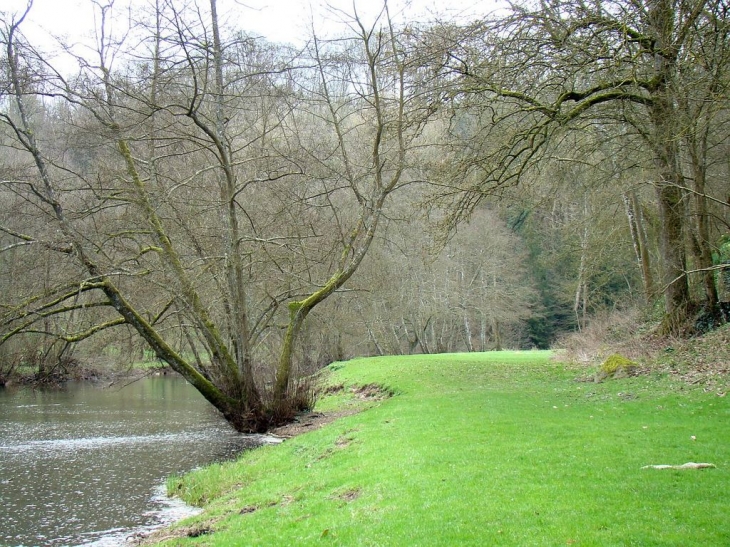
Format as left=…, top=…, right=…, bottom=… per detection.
left=463, top=312, right=474, bottom=352
left=649, top=0, right=692, bottom=330
left=574, top=218, right=589, bottom=331
left=654, top=171, right=690, bottom=324
left=623, top=192, right=655, bottom=301
left=688, top=132, right=719, bottom=314
left=480, top=314, right=487, bottom=352
left=492, top=318, right=502, bottom=351
left=208, top=0, right=258, bottom=401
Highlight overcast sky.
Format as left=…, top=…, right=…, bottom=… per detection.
left=4, top=0, right=493, bottom=47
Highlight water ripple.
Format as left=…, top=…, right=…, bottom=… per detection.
left=0, top=431, right=222, bottom=453
left=0, top=377, right=260, bottom=546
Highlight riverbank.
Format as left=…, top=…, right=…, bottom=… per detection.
left=142, top=351, right=730, bottom=546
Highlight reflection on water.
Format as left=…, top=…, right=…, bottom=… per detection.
left=0, top=376, right=261, bottom=547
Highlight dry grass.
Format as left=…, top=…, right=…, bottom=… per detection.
left=554, top=306, right=730, bottom=392
left=554, top=307, right=660, bottom=364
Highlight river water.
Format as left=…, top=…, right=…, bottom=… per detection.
left=0, top=375, right=263, bottom=547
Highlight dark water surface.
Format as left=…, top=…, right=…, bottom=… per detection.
left=0, top=376, right=262, bottom=546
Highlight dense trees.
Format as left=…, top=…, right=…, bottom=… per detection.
left=435, top=0, right=730, bottom=332
left=1, top=0, right=728, bottom=426
left=348, top=207, right=537, bottom=354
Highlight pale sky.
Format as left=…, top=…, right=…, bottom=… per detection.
left=2, top=0, right=496, bottom=75
left=3, top=0, right=494, bottom=47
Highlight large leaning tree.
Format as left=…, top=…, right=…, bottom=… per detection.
left=434, top=0, right=730, bottom=332
left=0, top=0, right=438, bottom=431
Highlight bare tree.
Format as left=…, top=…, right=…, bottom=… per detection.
left=0, top=0, right=438, bottom=430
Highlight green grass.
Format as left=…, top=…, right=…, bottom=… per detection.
left=158, top=351, right=730, bottom=546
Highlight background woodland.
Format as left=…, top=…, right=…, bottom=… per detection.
left=1, top=0, right=728, bottom=430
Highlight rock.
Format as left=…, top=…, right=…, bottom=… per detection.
left=595, top=353, right=639, bottom=382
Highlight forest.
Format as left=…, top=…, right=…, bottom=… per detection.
left=1, top=0, right=728, bottom=431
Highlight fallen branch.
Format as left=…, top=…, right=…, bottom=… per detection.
left=641, top=462, right=716, bottom=470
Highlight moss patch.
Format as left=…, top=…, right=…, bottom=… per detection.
left=596, top=353, right=639, bottom=382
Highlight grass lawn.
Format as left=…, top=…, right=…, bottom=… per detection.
left=156, top=351, right=730, bottom=546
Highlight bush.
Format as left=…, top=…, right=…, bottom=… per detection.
left=264, top=377, right=320, bottom=429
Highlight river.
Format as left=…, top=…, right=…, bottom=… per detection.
left=0, top=375, right=263, bottom=547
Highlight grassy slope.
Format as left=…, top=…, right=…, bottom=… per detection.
left=159, top=351, right=730, bottom=546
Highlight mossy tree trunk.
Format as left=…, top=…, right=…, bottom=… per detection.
left=272, top=5, right=428, bottom=400
left=274, top=211, right=383, bottom=401
left=647, top=0, right=689, bottom=327
left=3, top=17, right=243, bottom=420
